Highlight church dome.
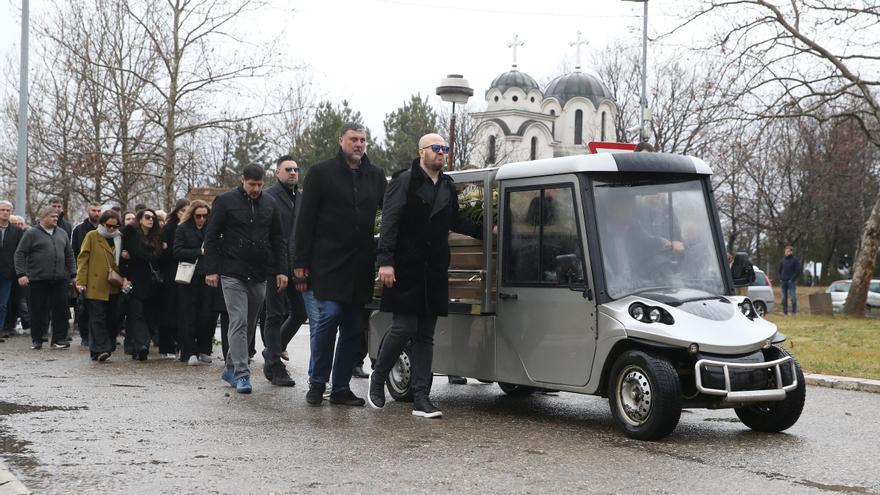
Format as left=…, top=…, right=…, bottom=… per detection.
left=544, top=71, right=614, bottom=106
left=488, top=69, right=540, bottom=94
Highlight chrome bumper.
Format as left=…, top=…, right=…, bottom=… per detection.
left=694, top=355, right=798, bottom=403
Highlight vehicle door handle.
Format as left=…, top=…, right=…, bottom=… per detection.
left=499, top=292, right=518, bottom=301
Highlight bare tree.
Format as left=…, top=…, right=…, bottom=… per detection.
left=675, top=0, right=880, bottom=315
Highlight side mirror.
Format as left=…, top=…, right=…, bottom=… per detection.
left=555, top=254, right=592, bottom=300
left=731, top=252, right=755, bottom=287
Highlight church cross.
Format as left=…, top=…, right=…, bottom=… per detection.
left=507, top=33, right=525, bottom=69
left=569, top=30, right=589, bottom=71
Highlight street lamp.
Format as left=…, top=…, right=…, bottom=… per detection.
left=436, top=74, right=473, bottom=170
left=623, top=0, right=650, bottom=143
left=16, top=0, right=30, bottom=215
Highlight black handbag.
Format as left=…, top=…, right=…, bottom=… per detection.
left=149, top=263, right=165, bottom=285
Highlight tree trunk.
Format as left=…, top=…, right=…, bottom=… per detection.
left=843, top=194, right=880, bottom=315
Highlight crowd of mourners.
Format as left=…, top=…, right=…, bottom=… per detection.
left=1, top=122, right=473, bottom=418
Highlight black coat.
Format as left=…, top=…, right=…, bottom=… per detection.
left=174, top=220, right=208, bottom=277
left=293, top=151, right=386, bottom=305
left=71, top=218, right=97, bottom=257
left=159, top=219, right=181, bottom=279
left=377, top=160, right=481, bottom=316
left=120, top=224, right=162, bottom=300
left=0, top=224, right=24, bottom=279
left=204, top=185, right=287, bottom=281
left=263, top=181, right=299, bottom=277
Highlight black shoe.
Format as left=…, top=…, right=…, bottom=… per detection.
left=136, top=349, right=148, bottom=361
left=261, top=349, right=274, bottom=381
left=412, top=398, right=443, bottom=418
left=97, top=352, right=111, bottom=362
left=329, top=389, right=366, bottom=407
left=367, top=371, right=386, bottom=409
left=31, top=341, right=42, bottom=350
left=306, top=383, right=326, bottom=406
left=448, top=375, right=467, bottom=385
left=352, top=365, right=369, bottom=379
left=269, top=364, right=295, bottom=387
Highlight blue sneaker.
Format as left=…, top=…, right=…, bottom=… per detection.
left=221, top=369, right=235, bottom=387
left=235, top=377, right=252, bottom=394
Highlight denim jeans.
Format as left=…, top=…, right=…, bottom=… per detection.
left=780, top=280, right=797, bottom=315
left=0, top=275, right=13, bottom=335
left=302, top=291, right=363, bottom=394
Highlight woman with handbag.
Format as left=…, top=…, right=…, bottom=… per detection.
left=173, top=200, right=216, bottom=366
left=120, top=208, right=164, bottom=361
left=74, top=210, right=124, bottom=362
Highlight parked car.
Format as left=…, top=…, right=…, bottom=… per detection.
left=826, top=279, right=880, bottom=312
left=748, top=266, right=775, bottom=317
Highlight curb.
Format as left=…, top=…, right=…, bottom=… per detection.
left=804, top=373, right=880, bottom=394
left=0, top=464, right=30, bottom=495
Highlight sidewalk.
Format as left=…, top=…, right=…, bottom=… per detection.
left=804, top=373, right=880, bottom=394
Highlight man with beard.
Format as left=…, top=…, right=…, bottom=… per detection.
left=293, top=122, right=386, bottom=407
left=71, top=202, right=102, bottom=346
left=367, top=133, right=481, bottom=418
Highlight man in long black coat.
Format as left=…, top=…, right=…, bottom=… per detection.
left=367, top=133, right=481, bottom=418
left=293, top=122, right=386, bottom=407
left=0, top=200, right=23, bottom=340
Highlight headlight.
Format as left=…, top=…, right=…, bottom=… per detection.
left=649, top=308, right=662, bottom=322
left=739, top=299, right=757, bottom=319
left=628, top=303, right=674, bottom=325
left=630, top=304, right=645, bottom=321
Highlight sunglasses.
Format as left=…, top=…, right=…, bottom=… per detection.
left=283, top=166, right=299, bottom=173
left=194, top=214, right=209, bottom=219
left=421, top=144, right=449, bottom=154
left=104, top=224, right=119, bottom=229
left=143, top=215, right=155, bottom=221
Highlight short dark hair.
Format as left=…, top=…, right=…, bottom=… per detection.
left=99, top=210, right=120, bottom=225
left=241, top=164, right=265, bottom=181
left=110, top=205, right=122, bottom=213
left=634, top=142, right=655, bottom=152
left=48, top=196, right=63, bottom=205
left=276, top=155, right=296, bottom=168
left=339, top=122, right=366, bottom=138
left=134, top=204, right=147, bottom=212
left=89, top=201, right=101, bottom=208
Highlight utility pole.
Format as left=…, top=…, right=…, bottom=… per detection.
left=16, top=0, right=30, bottom=215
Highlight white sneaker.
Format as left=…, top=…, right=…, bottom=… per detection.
left=198, top=353, right=212, bottom=364
left=187, top=355, right=199, bottom=366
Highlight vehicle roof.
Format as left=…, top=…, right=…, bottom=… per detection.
left=494, top=152, right=712, bottom=181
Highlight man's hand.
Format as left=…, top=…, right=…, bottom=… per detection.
left=77, top=284, right=87, bottom=294
left=293, top=268, right=309, bottom=293
left=17, top=276, right=28, bottom=287
left=205, top=274, right=219, bottom=288
left=378, top=265, right=395, bottom=288
left=276, top=274, right=288, bottom=292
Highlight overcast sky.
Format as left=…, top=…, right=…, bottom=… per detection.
left=1, top=0, right=686, bottom=141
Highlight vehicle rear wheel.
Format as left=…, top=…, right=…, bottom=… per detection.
left=607, top=350, right=682, bottom=440
left=754, top=301, right=767, bottom=317
left=498, top=382, right=536, bottom=396
left=386, top=345, right=414, bottom=402
left=734, top=345, right=805, bottom=432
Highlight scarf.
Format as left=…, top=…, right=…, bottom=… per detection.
left=97, top=225, right=123, bottom=265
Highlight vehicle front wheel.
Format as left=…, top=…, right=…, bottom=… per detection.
left=607, top=350, right=682, bottom=440
left=754, top=301, right=767, bottom=317
left=498, top=382, right=536, bottom=396
left=734, top=345, right=805, bottom=432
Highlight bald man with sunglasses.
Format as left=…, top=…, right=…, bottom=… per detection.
left=368, top=133, right=482, bottom=418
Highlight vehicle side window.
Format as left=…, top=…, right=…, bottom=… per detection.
left=503, top=185, right=583, bottom=285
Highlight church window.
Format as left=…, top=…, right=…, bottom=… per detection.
left=494, top=95, right=499, bottom=102
left=549, top=109, right=556, bottom=116
left=512, top=96, right=519, bottom=102
left=574, top=110, right=583, bottom=145
left=488, top=136, right=497, bottom=164
left=530, top=96, right=535, bottom=103
left=601, top=112, right=607, bottom=141
left=530, top=137, right=538, bottom=160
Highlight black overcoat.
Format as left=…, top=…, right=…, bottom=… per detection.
left=0, top=224, right=23, bottom=279
left=293, top=151, right=386, bottom=305
left=376, top=160, right=481, bottom=316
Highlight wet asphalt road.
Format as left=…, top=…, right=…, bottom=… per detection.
left=1, top=328, right=879, bottom=495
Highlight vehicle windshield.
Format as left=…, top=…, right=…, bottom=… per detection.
left=591, top=174, right=726, bottom=300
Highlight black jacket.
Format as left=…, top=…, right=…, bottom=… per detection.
left=263, top=181, right=299, bottom=277
left=377, top=160, right=481, bottom=316
left=159, top=218, right=181, bottom=279
left=204, top=185, right=287, bottom=281
left=71, top=218, right=97, bottom=257
left=174, top=220, right=208, bottom=277
left=293, top=151, right=386, bottom=305
left=120, top=224, right=162, bottom=300
left=0, top=224, right=24, bottom=279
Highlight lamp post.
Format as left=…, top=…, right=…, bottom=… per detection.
left=436, top=74, right=473, bottom=171
left=16, top=0, right=30, bottom=215
left=623, top=0, right=649, bottom=143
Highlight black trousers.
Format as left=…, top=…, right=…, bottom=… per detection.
left=374, top=313, right=438, bottom=402
left=158, top=280, right=179, bottom=354
left=125, top=296, right=152, bottom=355
left=76, top=293, right=89, bottom=340
left=87, top=295, right=121, bottom=355
left=178, top=278, right=216, bottom=358
left=264, top=281, right=308, bottom=366
left=28, top=279, right=71, bottom=345
left=352, top=308, right=371, bottom=367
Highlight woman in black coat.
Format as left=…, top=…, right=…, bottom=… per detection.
left=159, top=198, right=190, bottom=358
left=174, top=200, right=216, bottom=366
left=120, top=208, right=163, bottom=361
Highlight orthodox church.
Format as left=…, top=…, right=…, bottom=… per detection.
left=471, top=33, right=618, bottom=166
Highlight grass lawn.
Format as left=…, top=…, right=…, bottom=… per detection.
left=764, top=285, right=880, bottom=380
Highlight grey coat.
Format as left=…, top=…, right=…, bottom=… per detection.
left=14, top=225, right=76, bottom=281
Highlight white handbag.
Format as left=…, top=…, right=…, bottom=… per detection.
left=174, top=261, right=197, bottom=284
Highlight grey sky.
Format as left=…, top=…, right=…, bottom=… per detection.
left=1, top=0, right=684, bottom=141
